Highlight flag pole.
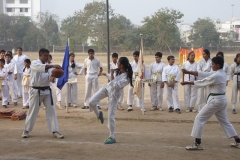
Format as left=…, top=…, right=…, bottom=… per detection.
left=140, top=34, right=145, bottom=115
left=66, top=36, right=70, bottom=113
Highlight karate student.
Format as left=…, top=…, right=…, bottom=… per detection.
left=89, top=57, right=133, bottom=144
left=216, top=52, right=230, bottom=85
left=127, top=51, right=146, bottom=112
left=47, top=54, right=63, bottom=109
left=22, top=48, right=64, bottom=139
left=0, top=59, right=9, bottom=108
left=22, top=59, right=31, bottom=109
left=182, top=51, right=198, bottom=113
left=68, top=53, right=83, bottom=107
left=196, top=49, right=211, bottom=112
left=13, top=47, right=29, bottom=98
left=230, top=53, right=240, bottom=114
left=162, top=55, right=181, bottom=114
left=148, top=52, right=165, bottom=111
left=0, top=50, right=5, bottom=59
left=182, top=56, right=240, bottom=150
left=102, top=53, right=124, bottom=110
left=4, top=54, right=18, bottom=106
left=82, top=49, right=103, bottom=109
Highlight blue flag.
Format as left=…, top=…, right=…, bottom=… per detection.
left=57, top=41, right=69, bottom=90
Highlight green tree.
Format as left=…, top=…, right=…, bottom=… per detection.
left=189, top=18, right=220, bottom=48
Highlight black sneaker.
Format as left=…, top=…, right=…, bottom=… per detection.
left=175, top=108, right=181, bottom=114
left=97, top=106, right=101, bottom=110
left=82, top=106, right=88, bottom=109
left=168, top=107, right=174, bottom=112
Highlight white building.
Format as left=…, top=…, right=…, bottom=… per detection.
left=0, top=0, right=40, bottom=21
left=179, top=23, right=192, bottom=43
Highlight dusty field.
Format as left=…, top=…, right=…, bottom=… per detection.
left=0, top=52, right=240, bottom=160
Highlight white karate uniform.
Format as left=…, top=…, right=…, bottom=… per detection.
left=89, top=72, right=130, bottom=138
left=68, top=61, right=83, bottom=105
left=13, top=54, right=29, bottom=97
left=4, top=61, right=18, bottom=103
left=127, top=61, right=146, bottom=108
left=0, top=68, right=9, bottom=105
left=196, top=58, right=212, bottom=106
left=191, top=69, right=238, bottom=139
left=84, top=57, right=102, bottom=106
left=22, top=67, right=31, bottom=107
left=223, top=63, right=231, bottom=81
left=24, top=59, right=59, bottom=132
left=162, top=64, right=181, bottom=109
left=148, top=61, right=165, bottom=107
left=230, top=63, right=240, bottom=105
left=182, top=61, right=198, bottom=109
left=47, top=62, right=62, bottom=103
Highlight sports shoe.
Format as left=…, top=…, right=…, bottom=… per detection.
left=14, top=102, right=18, bottom=106
left=73, top=104, right=77, bottom=108
left=192, top=109, right=197, bottom=113
left=141, top=108, right=146, bottom=112
left=186, top=142, right=203, bottom=150
left=98, top=111, right=104, bottom=124
left=53, top=131, right=64, bottom=139
left=159, top=107, right=164, bottom=111
left=186, top=108, right=190, bottom=113
left=231, top=142, right=240, bottom=149
left=104, top=137, right=116, bottom=144
left=232, top=109, right=237, bottom=114
left=3, top=105, right=7, bottom=108
left=117, top=105, right=124, bottom=111
left=82, top=106, right=88, bottom=109
left=56, top=102, right=64, bottom=110
left=97, top=106, right=101, bottom=110
left=175, top=108, right=181, bottom=114
left=127, top=106, right=133, bottom=112
left=168, top=107, right=174, bottom=112
left=22, top=130, right=29, bottom=138
left=150, top=106, right=158, bottom=111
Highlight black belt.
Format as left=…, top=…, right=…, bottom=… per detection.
left=32, top=86, right=53, bottom=106
left=206, top=93, right=225, bottom=102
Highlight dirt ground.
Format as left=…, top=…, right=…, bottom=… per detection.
left=0, top=52, right=240, bottom=160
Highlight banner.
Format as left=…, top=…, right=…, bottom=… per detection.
left=179, top=47, right=203, bottom=64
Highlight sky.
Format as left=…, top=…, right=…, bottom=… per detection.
left=41, top=0, right=240, bottom=25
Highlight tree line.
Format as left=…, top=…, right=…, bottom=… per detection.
left=0, top=1, right=227, bottom=52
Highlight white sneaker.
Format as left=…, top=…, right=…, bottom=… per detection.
left=159, top=107, right=164, bottom=111
left=231, top=142, right=240, bottom=149
left=127, top=106, right=133, bottom=111
left=56, top=102, right=64, bottom=110
left=117, top=105, right=124, bottom=111
left=141, top=108, right=146, bottom=112
left=192, top=109, right=197, bottom=113
left=186, top=108, right=190, bottom=113
left=73, top=104, right=77, bottom=108
left=22, top=130, right=29, bottom=138
left=186, top=142, right=203, bottom=150
left=53, top=131, right=64, bottom=139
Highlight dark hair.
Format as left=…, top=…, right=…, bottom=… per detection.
left=115, top=57, right=133, bottom=87
left=212, top=56, right=224, bottom=69
left=234, top=53, right=240, bottom=65
left=216, top=51, right=224, bottom=59
left=187, top=51, right=195, bottom=61
left=6, top=51, right=12, bottom=56
left=17, top=47, right=22, bottom=51
left=0, top=58, right=5, bottom=64
left=112, top=53, right=118, bottom=58
left=0, top=50, right=5, bottom=53
left=155, top=52, right=162, bottom=57
left=5, top=53, right=12, bottom=58
left=133, top=51, right=140, bottom=57
left=203, top=49, right=210, bottom=58
left=69, top=53, right=76, bottom=68
left=88, top=49, right=94, bottom=53
left=49, top=54, right=52, bottom=59
left=23, top=59, right=31, bottom=72
left=39, top=48, right=49, bottom=56
left=167, top=55, right=174, bottom=61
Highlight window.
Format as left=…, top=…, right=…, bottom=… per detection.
left=20, top=0, right=28, bottom=4
left=6, top=0, right=15, bottom=4
left=20, top=8, right=28, bottom=12
left=6, top=8, right=15, bottom=12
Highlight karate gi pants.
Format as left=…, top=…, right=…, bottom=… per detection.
left=166, top=83, right=180, bottom=109
left=127, top=84, right=144, bottom=108
left=67, top=83, right=78, bottom=105
left=191, top=95, right=238, bottom=139
left=15, top=73, right=23, bottom=97
left=118, top=90, right=124, bottom=105
left=196, top=87, right=209, bottom=105
left=50, top=81, right=62, bottom=102
left=24, top=88, right=59, bottom=132
left=22, top=86, right=30, bottom=107
left=1, top=85, right=9, bottom=105
left=89, top=85, right=118, bottom=138
left=231, top=78, right=239, bottom=105
left=7, top=80, right=18, bottom=103
left=84, top=76, right=99, bottom=106
left=184, top=84, right=197, bottom=108
left=150, top=81, right=164, bottom=107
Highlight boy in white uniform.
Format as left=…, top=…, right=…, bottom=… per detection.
left=182, top=51, right=198, bottom=113
left=148, top=52, right=165, bottom=111
left=4, top=54, right=18, bottom=106
left=13, top=47, right=29, bottom=98
left=196, top=49, right=211, bottom=111
left=22, top=48, right=64, bottom=139
left=162, top=55, right=181, bottom=114
left=182, top=56, right=240, bottom=150
left=22, top=59, right=31, bottom=109
left=127, top=51, right=146, bottom=112
left=82, top=49, right=103, bottom=109
left=0, top=59, right=9, bottom=108
left=230, top=53, right=240, bottom=114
